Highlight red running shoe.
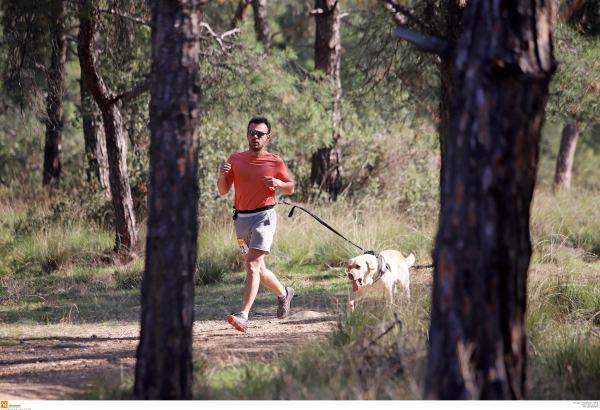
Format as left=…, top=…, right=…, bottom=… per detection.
left=228, top=313, right=248, bottom=332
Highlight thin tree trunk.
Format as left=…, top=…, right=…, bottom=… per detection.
left=78, top=3, right=137, bottom=254
left=80, top=75, right=111, bottom=197
left=134, top=0, right=202, bottom=400
left=252, top=0, right=271, bottom=50
left=559, top=0, right=586, bottom=22
left=424, top=0, right=555, bottom=399
left=311, top=0, right=342, bottom=198
left=231, top=0, right=251, bottom=28
left=554, top=124, right=578, bottom=191
left=42, top=0, right=67, bottom=192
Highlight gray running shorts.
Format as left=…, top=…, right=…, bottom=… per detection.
left=233, top=209, right=277, bottom=255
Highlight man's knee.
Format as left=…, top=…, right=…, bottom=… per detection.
left=245, top=249, right=266, bottom=274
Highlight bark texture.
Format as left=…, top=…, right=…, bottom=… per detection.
left=424, top=0, right=555, bottom=399
left=311, top=0, right=343, bottom=198
left=437, top=0, right=463, bottom=174
left=78, top=3, right=137, bottom=253
left=134, top=0, right=202, bottom=400
left=231, top=0, right=251, bottom=28
left=80, top=75, right=111, bottom=197
left=554, top=124, right=578, bottom=191
left=252, top=0, right=271, bottom=49
left=42, top=0, right=67, bottom=191
left=559, top=0, right=587, bottom=22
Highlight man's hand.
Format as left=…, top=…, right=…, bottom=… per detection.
left=263, top=175, right=295, bottom=195
left=220, top=162, right=232, bottom=177
left=262, top=176, right=280, bottom=189
left=217, top=162, right=233, bottom=195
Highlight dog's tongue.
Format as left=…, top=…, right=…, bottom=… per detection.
left=352, top=280, right=360, bottom=293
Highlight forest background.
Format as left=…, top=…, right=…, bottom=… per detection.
left=0, top=0, right=600, bottom=400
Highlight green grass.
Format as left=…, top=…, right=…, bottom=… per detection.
left=2, top=188, right=600, bottom=399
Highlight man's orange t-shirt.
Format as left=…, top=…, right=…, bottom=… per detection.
left=226, top=151, right=289, bottom=211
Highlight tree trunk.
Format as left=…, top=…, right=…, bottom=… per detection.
left=232, top=0, right=251, bottom=28
left=559, top=0, right=587, bottom=22
left=252, top=0, right=271, bottom=50
left=80, top=75, right=111, bottom=197
left=437, top=0, right=463, bottom=178
left=134, top=0, right=202, bottom=400
left=424, top=0, right=555, bottom=400
left=78, top=3, right=137, bottom=254
left=554, top=124, right=578, bottom=191
left=42, top=0, right=67, bottom=192
left=311, top=0, right=342, bottom=198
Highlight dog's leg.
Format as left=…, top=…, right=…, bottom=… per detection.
left=384, top=286, right=395, bottom=309
left=348, top=286, right=373, bottom=312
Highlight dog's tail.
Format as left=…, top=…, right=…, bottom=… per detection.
left=406, top=253, right=415, bottom=268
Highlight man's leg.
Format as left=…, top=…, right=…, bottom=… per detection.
left=240, top=248, right=285, bottom=315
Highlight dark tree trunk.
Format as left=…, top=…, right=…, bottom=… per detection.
left=424, top=0, right=555, bottom=400
left=80, top=75, right=111, bottom=197
left=252, top=0, right=271, bottom=50
left=134, top=0, right=202, bottom=400
left=437, top=0, right=463, bottom=176
left=554, top=124, right=578, bottom=191
left=231, top=0, right=251, bottom=28
left=42, top=0, right=67, bottom=192
left=311, top=0, right=342, bottom=198
left=78, top=3, right=137, bottom=254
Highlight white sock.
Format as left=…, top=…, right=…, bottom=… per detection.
left=238, top=312, right=248, bottom=319
left=278, top=289, right=287, bottom=299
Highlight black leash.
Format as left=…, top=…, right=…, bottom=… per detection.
left=276, top=201, right=434, bottom=272
left=276, top=201, right=368, bottom=253
left=277, top=201, right=390, bottom=280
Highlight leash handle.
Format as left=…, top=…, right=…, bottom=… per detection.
left=276, top=201, right=367, bottom=253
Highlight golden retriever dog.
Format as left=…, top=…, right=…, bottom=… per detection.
left=347, top=250, right=415, bottom=312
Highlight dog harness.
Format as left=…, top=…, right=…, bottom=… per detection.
left=364, top=250, right=389, bottom=284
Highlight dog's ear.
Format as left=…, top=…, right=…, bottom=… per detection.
left=364, top=256, right=375, bottom=275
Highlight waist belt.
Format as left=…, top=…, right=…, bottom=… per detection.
left=232, top=205, right=274, bottom=220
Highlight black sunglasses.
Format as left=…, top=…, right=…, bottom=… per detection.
left=248, top=130, right=268, bottom=138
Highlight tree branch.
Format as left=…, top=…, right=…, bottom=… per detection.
left=393, top=28, right=454, bottom=60
left=200, top=22, right=241, bottom=53
left=115, top=82, right=150, bottom=104
left=381, top=0, right=443, bottom=38
left=98, top=8, right=150, bottom=26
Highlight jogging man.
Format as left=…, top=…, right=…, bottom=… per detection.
left=217, top=115, right=295, bottom=332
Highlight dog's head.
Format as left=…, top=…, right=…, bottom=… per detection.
left=347, top=254, right=377, bottom=291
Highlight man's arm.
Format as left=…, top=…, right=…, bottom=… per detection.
left=217, top=162, right=233, bottom=195
left=262, top=175, right=294, bottom=195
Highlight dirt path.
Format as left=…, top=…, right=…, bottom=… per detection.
left=0, top=310, right=334, bottom=399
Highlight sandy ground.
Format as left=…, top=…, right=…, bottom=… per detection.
left=0, top=310, right=334, bottom=400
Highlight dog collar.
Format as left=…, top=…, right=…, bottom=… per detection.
left=364, top=250, right=389, bottom=283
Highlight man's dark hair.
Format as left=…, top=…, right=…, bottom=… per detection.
left=248, top=115, right=271, bottom=134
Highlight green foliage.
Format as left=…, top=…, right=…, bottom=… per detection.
left=197, top=31, right=337, bottom=212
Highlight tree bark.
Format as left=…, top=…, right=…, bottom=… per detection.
left=559, top=0, right=587, bottom=22
left=231, top=0, right=252, bottom=28
left=311, top=0, right=343, bottom=198
left=80, top=75, right=111, bottom=198
left=424, top=0, right=555, bottom=400
left=78, top=3, right=137, bottom=254
left=252, top=0, right=271, bottom=50
left=437, top=0, right=463, bottom=179
left=554, top=124, right=578, bottom=191
left=134, top=0, right=202, bottom=400
left=42, top=0, right=67, bottom=192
